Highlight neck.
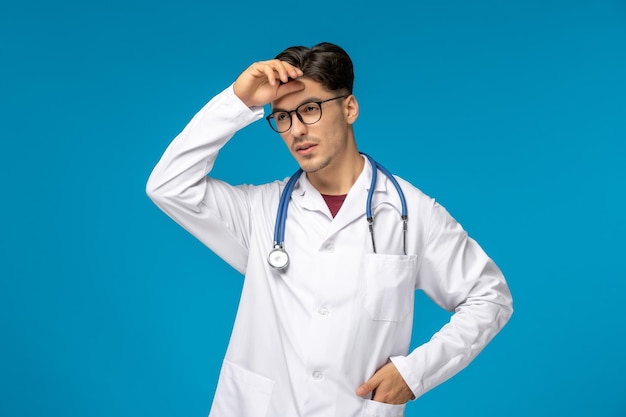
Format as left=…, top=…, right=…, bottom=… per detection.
left=307, top=150, right=364, bottom=195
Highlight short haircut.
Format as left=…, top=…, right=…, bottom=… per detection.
left=275, top=42, right=354, bottom=94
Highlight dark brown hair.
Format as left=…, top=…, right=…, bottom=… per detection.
left=275, top=42, right=354, bottom=94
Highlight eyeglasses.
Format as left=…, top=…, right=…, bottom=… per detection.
left=266, top=95, right=348, bottom=133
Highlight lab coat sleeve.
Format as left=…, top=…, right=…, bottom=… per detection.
left=390, top=200, right=513, bottom=400
left=146, top=85, right=264, bottom=274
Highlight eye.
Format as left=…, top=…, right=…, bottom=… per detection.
left=274, top=112, right=289, bottom=122
left=301, top=104, right=320, bottom=114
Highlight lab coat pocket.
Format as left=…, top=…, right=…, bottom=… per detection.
left=209, top=359, right=275, bottom=417
left=362, top=254, right=417, bottom=322
left=361, top=399, right=406, bottom=417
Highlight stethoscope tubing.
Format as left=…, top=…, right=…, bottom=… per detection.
left=273, top=169, right=303, bottom=249
left=362, top=153, right=408, bottom=255
left=269, top=153, right=407, bottom=269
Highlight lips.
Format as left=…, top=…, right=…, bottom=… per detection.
left=294, top=142, right=318, bottom=155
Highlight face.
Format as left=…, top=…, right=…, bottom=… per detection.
left=270, top=78, right=359, bottom=174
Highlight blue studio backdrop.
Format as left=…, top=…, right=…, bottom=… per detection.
left=1, top=1, right=625, bottom=416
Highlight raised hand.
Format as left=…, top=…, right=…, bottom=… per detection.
left=233, top=60, right=305, bottom=108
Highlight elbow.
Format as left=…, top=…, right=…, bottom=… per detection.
left=503, top=298, right=514, bottom=325
left=146, top=172, right=166, bottom=207
left=146, top=175, right=158, bottom=202
left=145, top=171, right=205, bottom=214
left=502, top=278, right=514, bottom=319
left=500, top=302, right=513, bottom=331
left=496, top=289, right=514, bottom=330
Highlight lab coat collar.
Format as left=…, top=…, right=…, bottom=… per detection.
left=290, top=154, right=398, bottom=221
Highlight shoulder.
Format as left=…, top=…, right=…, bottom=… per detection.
left=390, top=175, right=436, bottom=208
left=235, top=177, right=291, bottom=205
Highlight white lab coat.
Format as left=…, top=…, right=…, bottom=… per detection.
left=146, top=85, right=513, bottom=417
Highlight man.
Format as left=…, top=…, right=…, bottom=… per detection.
left=147, top=42, right=513, bottom=417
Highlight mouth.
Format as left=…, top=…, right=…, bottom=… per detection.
left=294, top=142, right=318, bottom=155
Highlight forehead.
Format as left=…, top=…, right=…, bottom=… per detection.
left=271, top=78, right=330, bottom=110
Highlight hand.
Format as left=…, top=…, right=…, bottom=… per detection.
left=356, top=362, right=415, bottom=405
left=233, top=60, right=305, bottom=108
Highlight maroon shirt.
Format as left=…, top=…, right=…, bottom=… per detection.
left=321, top=194, right=347, bottom=218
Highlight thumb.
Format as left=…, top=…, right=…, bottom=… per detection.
left=356, top=374, right=381, bottom=398
left=275, top=80, right=305, bottom=99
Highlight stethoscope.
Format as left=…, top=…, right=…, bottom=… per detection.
left=267, top=153, right=408, bottom=270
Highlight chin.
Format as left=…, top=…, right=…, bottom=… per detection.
left=299, top=156, right=331, bottom=173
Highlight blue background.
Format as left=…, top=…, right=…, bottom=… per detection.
left=1, top=0, right=625, bottom=416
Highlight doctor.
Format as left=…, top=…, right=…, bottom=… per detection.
left=147, top=42, right=513, bottom=417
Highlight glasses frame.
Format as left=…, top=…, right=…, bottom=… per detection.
left=266, top=95, right=348, bottom=133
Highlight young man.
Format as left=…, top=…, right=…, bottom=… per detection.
left=147, top=42, right=513, bottom=417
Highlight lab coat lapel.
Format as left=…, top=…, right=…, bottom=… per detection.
left=287, top=157, right=395, bottom=240
left=291, top=175, right=331, bottom=216
left=326, top=158, right=389, bottom=239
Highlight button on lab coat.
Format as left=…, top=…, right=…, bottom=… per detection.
left=147, top=86, right=513, bottom=417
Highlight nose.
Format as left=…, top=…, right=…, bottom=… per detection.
left=289, top=112, right=308, bottom=136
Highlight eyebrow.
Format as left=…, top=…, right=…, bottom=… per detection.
left=271, top=97, right=322, bottom=113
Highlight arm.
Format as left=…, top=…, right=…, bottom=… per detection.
left=393, top=201, right=513, bottom=399
left=146, top=60, right=304, bottom=273
left=146, top=86, right=261, bottom=273
left=358, top=201, right=513, bottom=402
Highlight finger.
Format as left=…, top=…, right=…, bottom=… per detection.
left=250, top=60, right=302, bottom=87
left=356, top=374, right=381, bottom=397
left=248, top=61, right=272, bottom=77
left=262, top=63, right=279, bottom=87
left=355, top=382, right=372, bottom=397
left=271, top=61, right=293, bottom=84
left=275, top=79, right=305, bottom=99
left=259, top=60, right=291, bottom=86
left=278, top=61, right=304, bottom=81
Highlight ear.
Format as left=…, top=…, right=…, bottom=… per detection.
left=344, top=95, right=359, bottom=125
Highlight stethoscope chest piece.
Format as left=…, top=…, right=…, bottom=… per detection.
left=268, top=245, right=289, bottom=270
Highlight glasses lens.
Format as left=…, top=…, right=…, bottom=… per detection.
left=268, top=101, right=326, bottom=133
left=270, top=112, right=290, bottom=132
left=297, top=102, right=322, bottom=124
